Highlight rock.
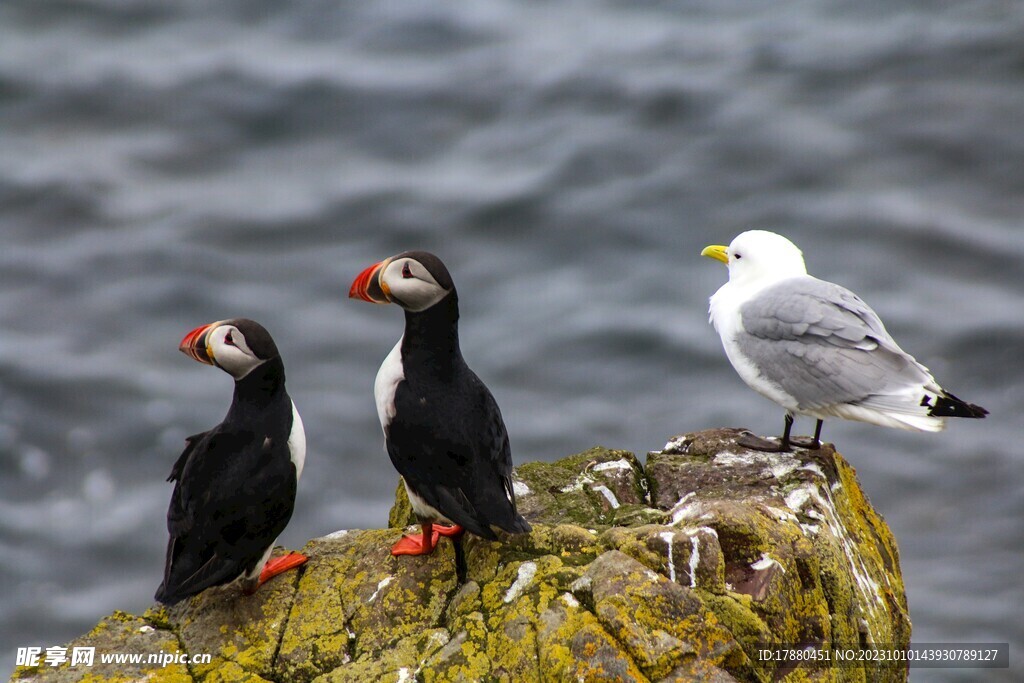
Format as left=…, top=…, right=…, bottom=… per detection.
left=12, top=429, right=910, bottom=682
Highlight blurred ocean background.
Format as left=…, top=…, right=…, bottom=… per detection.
left=1, top=1, right=1021, bottom=680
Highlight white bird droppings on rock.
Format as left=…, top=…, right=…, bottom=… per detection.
left=592, top=484, right=620, bottom=509
left=715, top=449, right=804, bottom=480
left=687, top=534, right=700, bottom=587
left=561, top=592, right=580, bottom=608
left=675, top=528, right=715, bottom=588
left=751, top=553, right=785, bottom=573
left=673, top=492, right=695, bottom=507
left=503, top=561, right=537, bottom=603
left=559, top=472, right=592, bottom=493
left=671, top=502, right=703, bottom=525
left=783, top=478, right=885, bottom=639
left=368, top=576, right=393, bottom=603
left=511, top=479, right=531, bottom=497
left=592, top=459, right=632, bottom=472
left=570, top=575, right=592, bottom=594
left=659, top=531, right=677, bottom=583
left=785, top=485, right=814, bottom=512
left=768, top=459, right=800, bottom=480
left=662, top=435, right=688, bottom=452
left=322, top=529, right=350, bottom=540
left=685, top=525, right=718, bottom=539
left=763, top=505, right=798, bottom=523
left=798, top=463, right=826, bottom=479
left=712, top=451, right=753, bottom=467
left=669, top=492, right=702, bottom=525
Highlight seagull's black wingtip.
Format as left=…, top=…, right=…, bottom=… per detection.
left=929, top=392, right=988, bottom=419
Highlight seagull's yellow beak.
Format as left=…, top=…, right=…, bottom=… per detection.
left=701, top=245, right=729, bottom=264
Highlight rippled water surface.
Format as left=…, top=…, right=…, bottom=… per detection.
left=2, top=2, right=1022, bottom=680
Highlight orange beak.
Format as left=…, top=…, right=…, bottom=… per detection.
left=349, top=259, right=392, bottom=304
left=179, top=322, right=217, bottom=365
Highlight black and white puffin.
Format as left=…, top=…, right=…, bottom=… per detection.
left=349, top=251, right=531, bottom=559
left=155, top=318, right=307, bottom=605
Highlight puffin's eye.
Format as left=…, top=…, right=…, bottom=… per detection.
left=401, top=262, right=413, bottom=279
left=224, top=331, right=235, bottom=346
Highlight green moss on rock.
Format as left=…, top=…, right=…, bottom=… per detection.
left=20, top=430, right=910, bottom=683
left=388, top=480, right=416, bottom=529
left=513, top=447, right=650, bottom=528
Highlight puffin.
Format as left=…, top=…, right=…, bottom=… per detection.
left=701, top=230, right=987, bottom=451
left=155, top=318, right=307, bottom=605
left=349, top=251, right=531, bottom=562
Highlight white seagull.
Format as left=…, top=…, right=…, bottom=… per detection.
left=701, top=230, right=987, bottom=451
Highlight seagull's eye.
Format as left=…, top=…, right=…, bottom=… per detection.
left=733, top=252, right=742, bottom=260
left=401, top=262, right=413, bottom=279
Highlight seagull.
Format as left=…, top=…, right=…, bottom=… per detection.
left=701, top=230, right=987, bottom=452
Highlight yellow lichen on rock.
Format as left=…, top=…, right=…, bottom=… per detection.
left=17, top=431, right=910, bottom=683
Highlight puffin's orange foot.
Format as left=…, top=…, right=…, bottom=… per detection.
left=391, top=530, right=441, bottom=556
left=433, top=524, right=465, bottom=538
left=258, top=552, right=308, bottom=586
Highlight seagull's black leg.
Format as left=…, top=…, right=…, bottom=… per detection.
left=737, top=413, right=794, bottom=452
left=780, top=413, right=794, bottom=451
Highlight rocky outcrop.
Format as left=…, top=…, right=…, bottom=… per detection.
left=11, top=429, right=910, bottom=682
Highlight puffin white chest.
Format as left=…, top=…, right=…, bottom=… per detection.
left=287, top=400, right=306, bottom=480
left=374, top=338, right=405, bottom=433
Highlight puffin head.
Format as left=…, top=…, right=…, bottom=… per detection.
left=349, top=251, right=454, bottom=313
left=701, top=230, right=808, bottom=286
left=179, top=318, right=280, bottom=380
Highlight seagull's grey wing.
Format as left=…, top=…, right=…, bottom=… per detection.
left=737, top=277, right=936, bottom=411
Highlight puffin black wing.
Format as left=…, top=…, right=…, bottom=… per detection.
left=386, top=367, right=531, bottom=539
left=166, top=431, right=206, bottom=483
left=155, top=425, right=297, bottom=605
